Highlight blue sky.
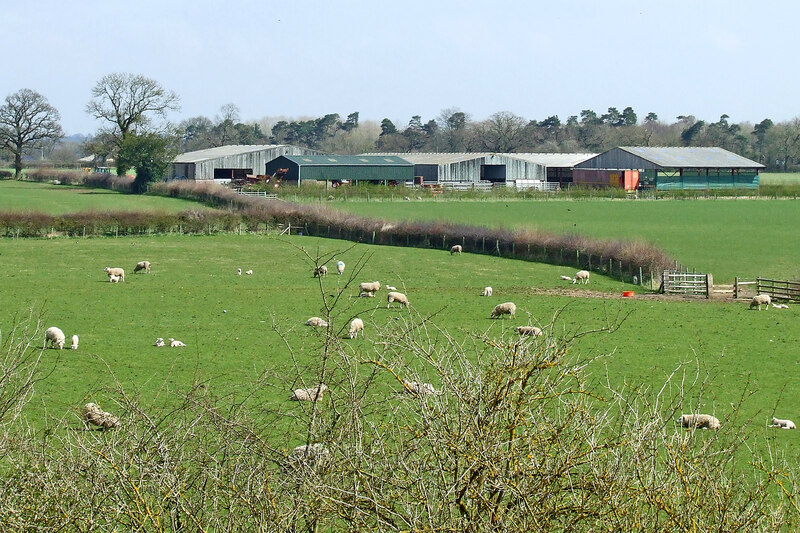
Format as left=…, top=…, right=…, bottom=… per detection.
left=2, top=0, right=797, bottom=135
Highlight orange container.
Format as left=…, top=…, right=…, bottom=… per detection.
left=622, top=291, right=635, bottom=298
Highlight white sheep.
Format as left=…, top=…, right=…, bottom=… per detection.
left=108, top=274, right=120, bottom=283
left=677, top=413, right=721, bottom=430
left=450, top=244, right=462, bottom=255
left=133, top=260, right=151, bottom=274
left=44, top=326, right=65, bottom=350
left=169, top=338, right=186, bottom=347
left=771, top=417, right=796, bottom=429
left=491, top=302, right=517, bottom=319
left=358, top=291, right=375, bottom=298
left=154, top=337, right=165, bottom=347
left=386, top=285, right=397, bottom=291
left=83, top=402, right=120, bottom=430
left=750, top=294, right=771, bottom=310
left=573, top=270, right=590, bottom=284
left=516, top=326, right=542, bottom=337
left=359, top=281, right=381, bottom=294
left=401, top=380, right=436, bottom=396
left=337, top=261, right=345, bottom=275
left=306, top=317, right=329, bottom=327
left=560, top=275, right=573, bottom=281
left=481, top=286, right=493, bottom=297
left=771, top=303, right=790, bottom=309
left=387, top=291, right=410, bottom=308
left=237, top=268, right=242, bottom=276
left=290, top=384, right=328, bottom=402
left=348, top=318, right=364, bottom=339
left=104, top=267, right=125, bottom=282
left=245, top=269, right=253, bottom=275
left=71, top=334, right=79, bottom=350
left=313, top=265, right=328, bottom=277
left=288, top=443, right=330, bottom=468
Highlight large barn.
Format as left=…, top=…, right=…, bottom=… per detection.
left=169, top=145, right=319, bottom=182
left=265, top=155, right=414, bottom=186
left=508, top=153, right=597, bottom=187
left=575, top=147, right=764, bottom=190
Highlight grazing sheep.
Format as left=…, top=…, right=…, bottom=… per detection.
left=771, top=417, right=797, bottom=429
left=386, top=285, right=397, bottom=291
left=237, top=268, right=242, bottom=276
left=358, top=291, right=375, bottom=298
left=491, top=302, right=517, bottom=319
left=290, top=384, right=328, bottom=402
left=387, top=291, right=410, bottom=308
left=313, top=265, right=328, bottom=277
left=133, top=260, right=151, bottom=273
left=245, top=269, right=253, bottom=275
left=481, top=286, right=493, bottom=297
left=573, top=270, right=590, bottom=284
left=677, top=413, right=721, bottom=430
left=44, top=326, right=65, bottom=350
left=84, top=403, right=120, bottom=430
left=288, top=443, right=330, bottom=468
left=337, top=261, right=345, bottom=275
left=750, top=294, right=771, bottom=310
left=306, top=317, right=329, bottom=328
left=348, top=318, right=364, bottom=339
left=560, top=275, right=573, bottom=281
left=516, top=326, right=542, bottom=337
left=169, top=338, right=186, bottom=347
left=108, top=274, right=120, bottom=283
left=154, top=337, right=165, bottom=347
left=359, top=281, right=381, bottom=295
left=104, top=267, right=125, bottom=282
left=71, top=334, right=79, bottom=350
left=450, top=244, right=462, bottom=255
left=401, top=380, right=436, bottom=396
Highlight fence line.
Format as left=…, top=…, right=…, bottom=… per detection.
left=234, top=189, right=278, bottom=199
left=756, top=278, right=800, bottom=302
left=662, top=270, right=711, bottom=298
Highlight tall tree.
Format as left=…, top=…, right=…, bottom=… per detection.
left=0, top=88, right=63, bottom=178
left=751, top=118, right=774, bottom=164
left=116, top=132, right=180, bottom=193
left=475, top=111, right=527, bottom=152
left=341, top=112, right=359, bottom=132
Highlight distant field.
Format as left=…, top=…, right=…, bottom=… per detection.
left=0, top=180, right=210, bottom=214
left=760, top=172, right=800, bottom=185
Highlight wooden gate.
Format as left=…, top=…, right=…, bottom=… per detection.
left=662, top=271, right=711, bottom=298
left=756, top=278, right=800, bottom=302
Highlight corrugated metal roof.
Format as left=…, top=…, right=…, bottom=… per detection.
left=174, top=145, right=286, bottom=163
left=282, top=155, right=412, bottom=166
left=508, top=153, right=597, bottom=167
left=618, top=146, right=765, bottom=169
left=365, top=152, right=492, bottom=164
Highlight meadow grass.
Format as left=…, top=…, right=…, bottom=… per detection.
left=760, top=172, right=800, bottom=185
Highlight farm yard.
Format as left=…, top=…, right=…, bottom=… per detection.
left=2, top=181, right=800, bottom=529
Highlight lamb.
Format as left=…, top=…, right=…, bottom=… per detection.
left=771, top=417, right=796, bottom=429
left=44, top=326, right=65, bottom=350
left=169, top=338, right=186, bottom=347
left=104, top=267, right=125, bottom=282
left=313, top=265, right=328, bottom=277
left=516, top=326, right=542, bottom=337
left=245, top=269, right=253, bottom=275
left=71, top=334, right=79, bottom=350
left=387, top=291, right=410, bottom=308
left=481, top=286, right=493, bottom=297
left=288, top=443, right=330, bottom=468
left=83, top=402, right=120, bottom=430
left=337, top=261, right=345, bottom=275
left=560, top=275, right=574, bottom=281
left=348, top=318, right=364, bottom=339
left=108, top=274, right=120, bottom=283
left=750, top=294, right=771, bottom=310
left=306, top=317, right=329, bottom=327
left=490, top=302, right=517, bottom=319
left=237, top=268, right=242, bottom=276
left=450, top=244, right=462, bottom=255
left=677, top=413, right=721, bottom=430
left=771, top=303, right=790, bottom=309
left=133, top=260, right=151, bottom=273
left=401, top=380, right=436, bottom=396
left=358, top=291, right=375, bottom=298
left=386, top=286, right=397, bottom=291
left=290, top=384, right=328, bottom=402
left=359, top=281, right=381, bottom=295
left=573, top=270, right=590, bottom=284
left=154, top=337, right=165, bottom=347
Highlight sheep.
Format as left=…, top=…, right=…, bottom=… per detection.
left=450, top=244, right=462, bottom=255
left=401, top=380, right=436, bottom=396
left=358, top=291, right=375, bottom=298
left=83, top=403, right=120, bottom=430
left=133, top=260, right=151, bottom=274
left=481, top=286, right=493, bottom=297
left=313, top=265, right=328, bottom=277
left=573, top=270, right=590, bottom=284
left=359, top=281, right=381, bottom=295
left=336, top=261, right=345, bottom=275
left=108, top=274, right=120, bottom=283
left=169, top=338, right=186, bottom=347
left=288, top=443, right=330, bottom=469
left=387, top=291, right=410, bottom=308
left=71, top=334, right=79, bottom=350
left=490, top=302, right=517, bottom=319
left=154, top=337, right=165, bottom=347
left=386, top=285, right=397, bottom=291
left=750, top=294, right=771, bottom=310
left=237, top=268, right=242, bottom=276
left=677, top=413, right=721, bottom=430
left=104, top=267, right=125, bottom=282
left=245, top=269, right=253, bottom=275
left=44, top=326, right=65, bottom=350
left=771, top=417, right=797, bottom=429
left=306, top=317, right=329, bottom=328
left=771, top=302, right=790, bottom=309
left=290, top=384, right=328, bottom=402
left=560, top=275, right=574, bottom=281
left=348, top=318, right=364, bottom=339
left=516, top=326, right=542, bottom=337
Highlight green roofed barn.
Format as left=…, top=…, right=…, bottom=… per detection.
left=266, top=155, right=414, bottom=186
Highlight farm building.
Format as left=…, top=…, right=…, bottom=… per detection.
left=169, top=145, right=319, bottom=182
left=509, top=153, right=597, bottom=187
left=265, top=155, right=414, bottom=186
left=575, top=147, right=764, bottom=190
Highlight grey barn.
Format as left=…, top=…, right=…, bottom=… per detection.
left=170, top=144, right=320, bottom=182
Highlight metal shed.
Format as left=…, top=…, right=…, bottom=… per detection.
left=575, top=147, right=765, bottom=190
left=265, top=155, right=414, bottom=185
left=365, top=153, right=546, bottom=185
left=507, top=153, right=597, bottom=187
left=170, top=144, right=319, bottom=182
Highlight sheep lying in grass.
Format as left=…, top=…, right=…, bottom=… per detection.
left=313, top=265, right=328, bottom=277
left=84, top=403, right=120, bottom=430
left=288, top=443, right=330, bottom=469
left=481, top=286, right=493, bottom=297
left=133, top=260, right=151, bottom=273
left=750, top=294, right=771, bottom=310
left=348, top=318, right=364, bottom=339
left=237, top=268, right=242, bottom=276
left=386, top=285, right=397, bottom=291
left=290, top=384, right=328, bottom=402
left=573, top=270, right=590, bottom=284
left=358, top=291, right=375, bottom=298
left=306, top=317, right=329, bottom=327
left=401, top=380, right=436, bottom=396
left=771, top=417, right=796, bottom=429
left=245, top=269, right=253, bottom=275
left=516, top=326, right=542, bottom=337
left=359, top=281, right=381, bottom=295
left=337, top=261, right=345, bottom=275
left=772, top=303, right=790, bottom=309
left=71, top=335, right=79, bottom=350
left=45, top=326, right=65, bottom=350
left=387, top=291, right=410, bottom=308
left=169, top=338, right=186, bottom=347
left=560, top=275, right=573, bottom=281
left=677, top=413, right=721, bottom=430
left=491, top=302, right=517, bottom=319
left=104, top=267, right=125, bottom=282
left=450, top=244, right=462, bottom=255
left=154, top=337, right=165, bottom=347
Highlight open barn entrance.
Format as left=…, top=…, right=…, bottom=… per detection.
left=214, top=168, right=253, bottom=181
left=481, top=164, right=506, bottom=183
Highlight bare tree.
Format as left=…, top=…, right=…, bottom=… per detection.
left=475, top=111, right=527, bottom=152
left=0, top=89, right=63, bottom=178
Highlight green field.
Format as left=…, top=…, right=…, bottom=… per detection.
left=760, top=172, right=800, bottom=185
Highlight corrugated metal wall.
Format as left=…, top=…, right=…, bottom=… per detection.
left=170, top=146, right=316, bottom=180
left=436, top=155, right=544, bottom=182
left=575, top=148, right=657, bottom=170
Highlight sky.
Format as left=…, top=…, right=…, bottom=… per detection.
left=2, top=0, right=799, bottom=136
